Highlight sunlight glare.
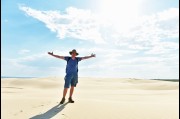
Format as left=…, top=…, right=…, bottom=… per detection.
left=97, top=0, right=142, bottom=32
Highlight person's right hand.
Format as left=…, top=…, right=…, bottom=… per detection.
left=48, top=52, right=53, bottom=55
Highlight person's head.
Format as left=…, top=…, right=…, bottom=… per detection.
left=69, top=49, right=79, bottom=58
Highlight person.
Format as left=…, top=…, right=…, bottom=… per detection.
left=48, top=49, right=96, bottom=104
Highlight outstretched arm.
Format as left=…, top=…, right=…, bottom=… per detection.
left=48, top=52, right=64, bottom=60
left=81, top=53, right=96, bottom=60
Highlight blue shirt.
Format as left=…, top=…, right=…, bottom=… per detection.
left=64, top=57, right=82, bottom=74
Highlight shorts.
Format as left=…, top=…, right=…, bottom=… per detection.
left=64, top=73, right=78, bottom=88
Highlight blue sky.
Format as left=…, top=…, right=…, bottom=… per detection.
left=2, top=0, right=179, bottom=79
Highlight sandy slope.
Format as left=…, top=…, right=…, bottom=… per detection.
left=1, top=77, right=179, bottom=119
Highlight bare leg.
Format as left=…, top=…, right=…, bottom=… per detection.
left=63, top=88, right=68, bottom=98
left=69, top=86, right=75, bottom=103
left=60, top=88, right=68, bottom=104
left=69, top=86, right=74, bottom=98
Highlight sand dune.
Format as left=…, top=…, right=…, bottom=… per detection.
left=1, top=77, right=179, bottom=119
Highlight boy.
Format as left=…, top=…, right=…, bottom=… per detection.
left=48, top=49, right=95, bottom=104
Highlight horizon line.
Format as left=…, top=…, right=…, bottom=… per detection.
left=1, top=76, right=179, bottom=80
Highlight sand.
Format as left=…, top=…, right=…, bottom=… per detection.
left=1, top=77, right=179, bottom=119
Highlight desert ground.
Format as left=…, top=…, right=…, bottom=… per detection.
left=1, top=77, right=179, bottom=119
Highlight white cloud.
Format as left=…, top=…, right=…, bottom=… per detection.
left=112, top=8, right=179, bottom=51
left=19, top=5, right=179, bottom=50
left=2, top=46, right=179, bottom=78
left=1, top=53, right=67, bottom=77
left=12, top=5, right=179, bottom=78
left=145, top=42, right=179, bottom=55
left=158, top=8, right=179, bottom=21
left=19, top=5, right=105, bottom=44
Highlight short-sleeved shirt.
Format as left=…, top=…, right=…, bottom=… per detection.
left=64, top=57, right=82, bottom=74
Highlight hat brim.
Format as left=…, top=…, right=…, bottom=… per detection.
left=69, top=52, right=79, bottom=55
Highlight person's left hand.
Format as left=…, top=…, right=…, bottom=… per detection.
left=91, top=53, right=96, bottom=57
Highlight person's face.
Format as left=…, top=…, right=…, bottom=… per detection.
left=71, top=52, right=77, bottom=57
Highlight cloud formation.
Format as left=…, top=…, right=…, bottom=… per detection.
left=19, top=5, right=179, bottom=51
left=19, top=6, right=105, bottom=44
left=14, top=5, right=180, bottom=78
left=112, top=8, right=179, bottom=51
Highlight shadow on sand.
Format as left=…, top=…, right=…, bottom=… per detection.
left=30, top=102, right=68, bottom=119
